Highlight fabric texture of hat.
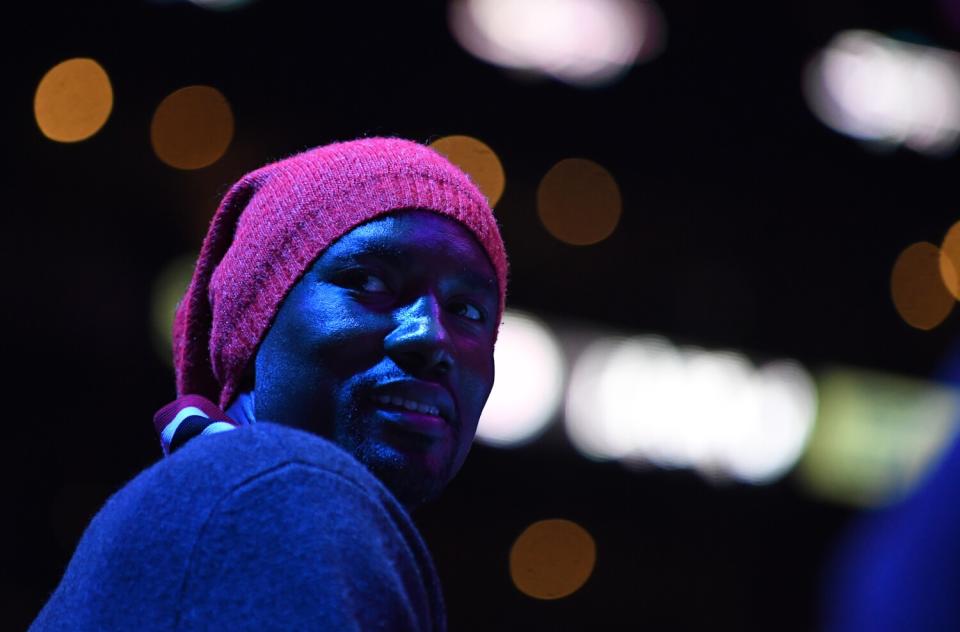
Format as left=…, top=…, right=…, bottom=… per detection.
left=173, top=137, right=509, bottom=411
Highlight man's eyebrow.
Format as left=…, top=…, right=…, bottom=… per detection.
left=328, top=242, right=407, bottom=269
left=331, top=242, right=497, bottom=294
left=454, top=268, right=498, bottom=295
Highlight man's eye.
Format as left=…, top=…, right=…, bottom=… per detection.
left=344, top=271, right=389, bottom=293
left=451, top=301, right=484, bottom=322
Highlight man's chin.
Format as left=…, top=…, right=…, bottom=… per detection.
left=354, top=442, right=451, bottom=510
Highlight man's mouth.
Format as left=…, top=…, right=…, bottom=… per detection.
left=370, top=394, right=448, bottom=439
left=372, top=394, right=442, bottom=417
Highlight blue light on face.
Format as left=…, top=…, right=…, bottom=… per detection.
left=250, top=209, right=498, bottom=507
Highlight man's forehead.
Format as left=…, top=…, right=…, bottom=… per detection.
left=321, top=214, right=498, bottom=290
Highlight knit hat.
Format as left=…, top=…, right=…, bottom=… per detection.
left=173, top=137, right=509, bottom=411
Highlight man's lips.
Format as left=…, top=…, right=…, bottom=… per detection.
left=367, top=380, right=457, bottom=430
left=371, top=402, right=448, bottom=439
left=372, top=393, right=443, bottom=417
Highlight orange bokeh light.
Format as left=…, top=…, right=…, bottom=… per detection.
left=939, top=221, right=960, bottom=300
left=509, top=518, right=596, bottom=600
left=34, top=58, right=113, bottom=143
left=537, top=158, right=621, bottom=246
left=430, top=135, right=506, bottom=207
left=891, top=241, right=954, bottom=330
left=151, top=85, right=234, bottom=170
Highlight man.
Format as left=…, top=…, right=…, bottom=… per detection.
left=31, top=137, right=509, bottom=631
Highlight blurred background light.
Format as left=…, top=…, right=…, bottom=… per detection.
left=798, top=368, right=960, bottom=506
left=150, top=253, right=196, bottom=367
left=429, top=135, right=506, bottom=206
left=537, top=158, right=622, bottom=246
left=34, top=58, right=113, bottom=143
left=804, top=30, right=960, bottom=156
left=509, top=518, right=596, bottom=600
left=940, top=220, right=960, bottom=299
left=564, top=336, right=633, bottom=461
left=448, top=0, right=665, bottom=87
left=151, top=85, right=234, bottom=170
left=724, top=360, right=819, bottom=483
left=186, top=0, right=256, bottom=10
left=891, top=241, right=954, bottom=330
left=660, top=349, right=759, bottom=474
left=476, top=310, right=565, bottom=447
left=564, top=336, right=817, bottom=483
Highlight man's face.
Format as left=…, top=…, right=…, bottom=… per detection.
left=252, top=209, right=499, bottom=507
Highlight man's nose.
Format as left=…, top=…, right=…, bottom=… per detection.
left=385, top=294, right=454, bottom=378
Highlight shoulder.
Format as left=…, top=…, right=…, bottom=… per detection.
left=169, top=425, right=445, bottom=630
left=86, top=423, right=389, bottom=534
left=104, top=422, right=409, bottom=560
left=160, top=421, right=384, bottom=493
left=168, top=422, right=414, bottom=539
left=32, top=423, right=443, bottom=631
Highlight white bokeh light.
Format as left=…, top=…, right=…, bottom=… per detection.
left=564, top=336, right=818, bottom=483
left=725, top=360, right=818, bottom=483
left=448, top=0, right=665, bottom=87
left=475, top=310, right=565, bottom=447
left=804, top=30, right=960, bottom=156
left=672, top=350, right=760, bottom=476
left=565, top=337, right=623, bottom=460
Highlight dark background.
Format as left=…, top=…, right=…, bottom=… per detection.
left=6, top=0, right=960, bottom=629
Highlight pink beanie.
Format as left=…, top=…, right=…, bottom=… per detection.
left=173, top=137, right=509, bottom=410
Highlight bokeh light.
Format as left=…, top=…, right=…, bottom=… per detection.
left=564, top=336, right=632, bottom=461
left=151, top=253, right=197, bottom=367
left=34, top=58, right=113, bottom=143
left=448, top=0, right=665, bottom=87
left=804, top=30, right=960, bottom=156
left=537, top=158, right=621, bottom=246
left=509, top=518, right=596, bottom=600
left=565, top=336, right=817, bottom=483
left=891, top=241, right=954, bottom=330
left=429, top=135, right=506, bottom=206
left=187, top=0, right=256, bottom=9
left=799, top=368, right=960, bottom=506
left=151, top=85, right=234, bottom=170
left=724, top=360, right=819, bottom=483
left=940, top=221, right=960, bottom=299
left=476, top=310, right=565, bottom=447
